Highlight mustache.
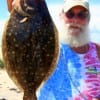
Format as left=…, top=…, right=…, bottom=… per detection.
left=68, top=23, right=84, bottom=30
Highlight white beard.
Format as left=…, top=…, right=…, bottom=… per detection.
left=59, top=22, right=90, bottom=47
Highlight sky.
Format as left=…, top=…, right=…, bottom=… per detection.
left=0, top=0, right=100, bottom=44
left=0, top=0, right=99, bottom=18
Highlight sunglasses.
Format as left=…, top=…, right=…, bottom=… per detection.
left=65, top=10, right=89, bottom=20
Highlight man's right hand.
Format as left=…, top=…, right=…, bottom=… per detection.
left=7, top=0, right=20, bottom=12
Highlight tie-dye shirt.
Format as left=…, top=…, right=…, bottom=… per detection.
left=37, top=42, right=100, bottom=100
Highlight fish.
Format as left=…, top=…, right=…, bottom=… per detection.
left=2, top=0, right=59, bottom=99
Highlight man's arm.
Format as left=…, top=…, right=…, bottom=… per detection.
left=93, top=98, right=100, bottom=100
left=94, top=43, right=100, bottom=100
left=95, top=43, right=100, bottom=61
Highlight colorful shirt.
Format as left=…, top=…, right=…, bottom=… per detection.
left=37, top=42, right=100, bottom=100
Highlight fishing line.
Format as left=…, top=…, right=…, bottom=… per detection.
left=62, top=50, right=87, bottom=100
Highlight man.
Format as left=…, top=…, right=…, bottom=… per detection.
left=7, top=0, right=100, bottom=100
left=37, top=0, right=100, bottom=100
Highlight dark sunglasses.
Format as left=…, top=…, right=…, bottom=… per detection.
left=65, top=10, right=89, bottom=20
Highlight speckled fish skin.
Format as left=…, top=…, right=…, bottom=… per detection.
left=2, top=0, right=59, bottom=100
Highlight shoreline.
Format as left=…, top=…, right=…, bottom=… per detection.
left=0, top=69, right=23, bottom=100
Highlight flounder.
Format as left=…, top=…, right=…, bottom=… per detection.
left=2, top=0, right=59, bottom=99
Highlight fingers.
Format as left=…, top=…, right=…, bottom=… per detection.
left=12, top=0, right=20, bottom=9
left=7, top=0, right=13, bottom=12
left=7, top=0, right=20, bottom=12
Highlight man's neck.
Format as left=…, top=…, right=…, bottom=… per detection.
left=71, top=44, right=89, bottom=54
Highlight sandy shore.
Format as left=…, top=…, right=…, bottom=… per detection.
left=0, top=69, right=23, bottom=100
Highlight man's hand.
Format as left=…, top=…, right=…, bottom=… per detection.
left=7, top=0, right=20, bottom=12
left=7, top=0, right=13, bottom=12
